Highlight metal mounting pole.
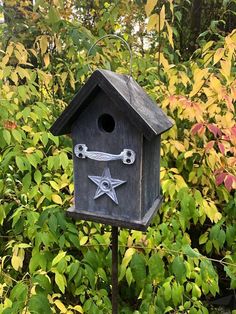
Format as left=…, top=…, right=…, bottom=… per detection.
left=112, top=226, right=118, bottom=314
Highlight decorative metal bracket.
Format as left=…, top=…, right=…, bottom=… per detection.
left=74, top=144, right=135, bottom=165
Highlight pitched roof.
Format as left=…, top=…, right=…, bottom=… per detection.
left=50, top=69, right=173, bottom=139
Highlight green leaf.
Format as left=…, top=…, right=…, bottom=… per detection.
left=60, top=152, right=69, bottom=169
left=148, top=253, right=164, bottom=282
left=12, top=129, right=22, bottom=144
left=68, top=261, right=80, bottom=282
left=26, top=154, right=38, bottom=169
left=15, top=156, right=26, bottom=172
left=29, top=252, right=47, bottom=273
left=34, top=170, right=42, bottom=185
left=55, top=271, right=66, bottom=293
left=163, top=282, right=172, bottom=301
left=22, top=172, right=32, bottom=192
left=130, top=253, right=146, bottom=288
left=28, top=293, right=52, bottom=313
left=33, top=274, right=52, bottom=294
left=48, top=6, right=61, bottom=24
left=172, top=256, right=186, bottom=283
left=171, top=282, right=183, bottom=306
left=126, top=267, right=133, bottom=286
left=3, top=129, right=11, bottom=145
left=199, top=232, right=209, bottom=245
left=52, top=251, right=66, bottom=266
left=192, top=283, right=201, bottom=298
left=10, top=282, right=28, bottom=303
left=182, top=244, right=201, bottom=258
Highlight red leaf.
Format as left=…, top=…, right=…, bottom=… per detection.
left=215, top=172, right=227, bottom=186
left=224, top=175, right=235, bottom=192
left=198, top=125, right=206, bottom=137
left=191, top=123, right=203, bottom=135
left=3, top=120, right=17, bottom=130
left=205, top=141, right=215, bottom=152
left=218, top=142, right=225, bottom=155
left=231, top=126, right=236, bottom=137
left=207, top=124, right=221, bottom=138
left=224, top=95, right=234, bottom=112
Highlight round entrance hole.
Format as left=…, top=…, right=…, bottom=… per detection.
left=98, top=114, right=115, bottom=133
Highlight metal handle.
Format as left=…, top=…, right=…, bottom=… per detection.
left=87, top=34, right=133, bottom=78
left=74, top=144, right=135, bottom=165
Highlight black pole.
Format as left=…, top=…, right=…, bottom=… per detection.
left=112, top=226, right=118, bottom=314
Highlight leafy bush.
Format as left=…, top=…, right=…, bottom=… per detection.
left=0, top=0, right=235, bottom=313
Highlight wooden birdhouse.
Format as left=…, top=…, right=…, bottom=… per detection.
left=50, top=69, right=173, bottom=231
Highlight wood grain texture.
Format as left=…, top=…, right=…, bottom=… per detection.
left=142, top=136, right=161, bottom=217
left=67, top=196, right=163, bottom=231
left=72, top=89, right=142, bottom=223
left=50, top=69, right=173, bottom=139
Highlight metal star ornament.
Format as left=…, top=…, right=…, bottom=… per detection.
left=88, top=168, right=126, bottom=205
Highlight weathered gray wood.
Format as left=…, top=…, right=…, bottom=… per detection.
left=50, top=69, right=173, bottom=139
left=142, top=136, right=161, bottom=217
left=67, top=195, right=163, bottom=231
left=71, top=89, right=142, bottom=224
left=50, top=69, right=173, bottom=230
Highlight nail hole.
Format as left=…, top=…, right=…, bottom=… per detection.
left=126, top=151, right=132, bottom=157
left=126, top=159, right=131, bottom=163
left=78, top=153, right=83, bottom=158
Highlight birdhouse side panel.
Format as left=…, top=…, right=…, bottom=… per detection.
left=71, top=89, right=142, bottom=224
left=142, top=136, right=161, bottom=217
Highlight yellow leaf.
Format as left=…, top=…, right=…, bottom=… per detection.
left=159, top=5, right=165, bottom=31
left=73, top=305, right=84, bottom=313
left=17, top=67, right=30, bottom=80
left=23, top=147, right=36, bottom=154
left=122, top=248, right=136, bottom=269
left=189, top=80, right=204, bottom=97
left=174, top=175, right=187, bottom=191
left=11, top=255, right=22, bottom=271
left=184, top=151, right=194, bottom=158
left=209, top=76, right=222, bottom=93
left=61, top=72, right=68, bottom=85
left=29, top=48, right=38, bottom=58
left=158, top=52, right=170, bottom=70
left=173, top=141, right=185, bottom=152
left=145, top=0, right=158, bottom=16
left=11, top=247, right=24, bottom=271
left=50, top=181, right=60, bottom=191
left=166, top=21, right=174, bottom=48
left=193, top=68, right=208, bottom=82
left=52, top=194, right=63, bottom=205
left=202, top=40, right=214, bottom=53
left=2, top=54, right=9, bottom=65
left=55, top=300, right=67, bottom=313
left=6, top=44, right=14, bottom=57
left=44, top=53, right=50, bottom=68
left=22, top=126, right=32, bottom=132
left=213, top=48, right=224, bottom=64
left=10, top=71, right=18, bottom=85
left=37, top=196, right=45, bottom=208
left=202, top=200, right=222, bottom=223
left=147, top=14, right=158, bottom=32
left=169, top=168, right=179, bottom=174
left=80, top=236, right=88, bottom=246
left=40, top=35, right=48, bottom=55
left=220, top=60, right=231, bottom=80
left=169, top=0, right=174, bottom=19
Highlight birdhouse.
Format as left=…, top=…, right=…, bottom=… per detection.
left=50, top=69, right=173, bottom=231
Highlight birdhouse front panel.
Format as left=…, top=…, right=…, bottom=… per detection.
left=50, top=69, right=174, bottom=230
left=71, top=89, right=142, bottom=225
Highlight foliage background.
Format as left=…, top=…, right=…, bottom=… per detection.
left=0, top=0, right=236, bottom=313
